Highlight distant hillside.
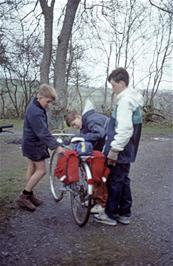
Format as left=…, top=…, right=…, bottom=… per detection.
left=0, top=78, right=172, bottom=119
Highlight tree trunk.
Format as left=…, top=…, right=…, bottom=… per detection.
left=39, top=0, right=55, bottom=84
left=51, top=0, right=81, bottom=130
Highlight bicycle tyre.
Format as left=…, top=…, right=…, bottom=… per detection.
left=49, top=150, right=65, bottom=202
left=70, top=162, right=92, bottom=227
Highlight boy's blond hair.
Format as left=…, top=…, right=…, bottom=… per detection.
left=37, top=84, right=57, bottom=101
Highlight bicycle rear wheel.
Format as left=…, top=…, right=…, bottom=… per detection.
left=70, top=162, right=92, bottom=227
left=49, top=150, right=65, bottom=201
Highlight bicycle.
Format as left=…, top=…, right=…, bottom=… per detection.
left=0, top=124, right=14, bottom=134
left=49, top=133, right=94, bottom=227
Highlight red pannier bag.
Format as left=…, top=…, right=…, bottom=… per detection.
left=54, top=150, right=79, bottom=185
left=87, top=150, right=110, bottom=184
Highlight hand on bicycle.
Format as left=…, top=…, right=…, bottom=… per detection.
left=107, top=149, right=118, bottom=166
left=56, top=146, right=65, bottom=154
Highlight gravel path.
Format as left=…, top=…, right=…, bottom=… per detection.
left=0, top=133, right=173, bottom=266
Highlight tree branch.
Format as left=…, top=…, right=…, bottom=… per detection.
left=21, top=0, right=39, bottom=21
left=149, top=0, right=173, bottom=15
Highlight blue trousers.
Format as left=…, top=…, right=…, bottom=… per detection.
left=105, top=163, right=132, bottom=219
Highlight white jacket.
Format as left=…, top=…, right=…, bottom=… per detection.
left=110, top=88, right=144, bottom=152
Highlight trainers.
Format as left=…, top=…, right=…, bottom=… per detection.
left=90, top=204, right=105, bottom=214
left=16, top=194, right=36, bottom=211
left=94, top=212, right=117, bottom=226
left=116, top=215, right=130, bottom=225
left=30, top=194, right=43, bottom=206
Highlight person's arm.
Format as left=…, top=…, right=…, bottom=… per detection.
left=107, top=99, right=134, bottom=163
left=111, top=99, right=134, bottom=151
left=80, top=120, right=106, bottom=142
left=29, top=112, right=60, bottom=150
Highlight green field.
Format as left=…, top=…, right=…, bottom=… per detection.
left=142, top=123, right=172, bottom=136
left=0, top=119, right=23, bottom=131
left=0, top=119, right=172, bottom=136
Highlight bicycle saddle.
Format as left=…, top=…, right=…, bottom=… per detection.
left=70, top=137, right=85, bottom=143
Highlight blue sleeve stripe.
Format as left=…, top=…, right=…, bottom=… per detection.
left=133, top=107, right=143, bottom=124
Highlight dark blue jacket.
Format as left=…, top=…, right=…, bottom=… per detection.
left=22, top=97, right=59, bottom=161
left=80, top=109, right=110, bottom=151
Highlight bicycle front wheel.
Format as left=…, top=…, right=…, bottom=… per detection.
left=49, top=150, right=65, bottom=202
left=70, top=162, right=92, bottom=227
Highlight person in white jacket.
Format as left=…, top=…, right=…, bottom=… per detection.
left=95, top=67, right=143, bottom=226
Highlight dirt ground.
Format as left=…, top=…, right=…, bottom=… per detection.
left=0, top=131, right=173, bottom=266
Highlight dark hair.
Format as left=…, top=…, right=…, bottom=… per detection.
left=108, top=67, right=129, bottom=86
left=65, top=110, right=80, bottom=127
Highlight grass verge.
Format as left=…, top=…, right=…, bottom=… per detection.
left=142, top=123, right=172, bottom=136
left=0, top=118, right=23, bottom=133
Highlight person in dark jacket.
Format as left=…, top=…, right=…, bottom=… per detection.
left=94, top=67, right=143, bottom=226
left=16, top=84, right=64, bottom=211
left=65, top=99, right=110, bottom=213
left=65, top=99, right=109, bottom=151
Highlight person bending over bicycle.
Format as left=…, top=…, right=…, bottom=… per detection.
left=65, top=99, right=110, bottom=214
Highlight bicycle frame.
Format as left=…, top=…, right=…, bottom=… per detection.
left=49, top=133, right=94, bottom=226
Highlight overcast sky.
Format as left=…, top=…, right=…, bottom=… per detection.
left=5, top=0, right=173, bottom=92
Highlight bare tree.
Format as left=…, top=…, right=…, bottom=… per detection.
left=49, top=0, right=81, bottom=129
left=144, top=13, right=173, bottom=122
left=1, top=0, right=172, bottom=124
left=1, top=34, right=41, bottom=118
left=149, top=0, right=173, bottom=15
left=0, top=32, right=7, bottom=65
left=81, top=0, right=147, bottom=110
left=0, top=14, right=41, bottom=118
left=39, top=0, right=55, bottom=84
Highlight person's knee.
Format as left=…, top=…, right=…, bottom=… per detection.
left=41, top=169, right=47, bottom=176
